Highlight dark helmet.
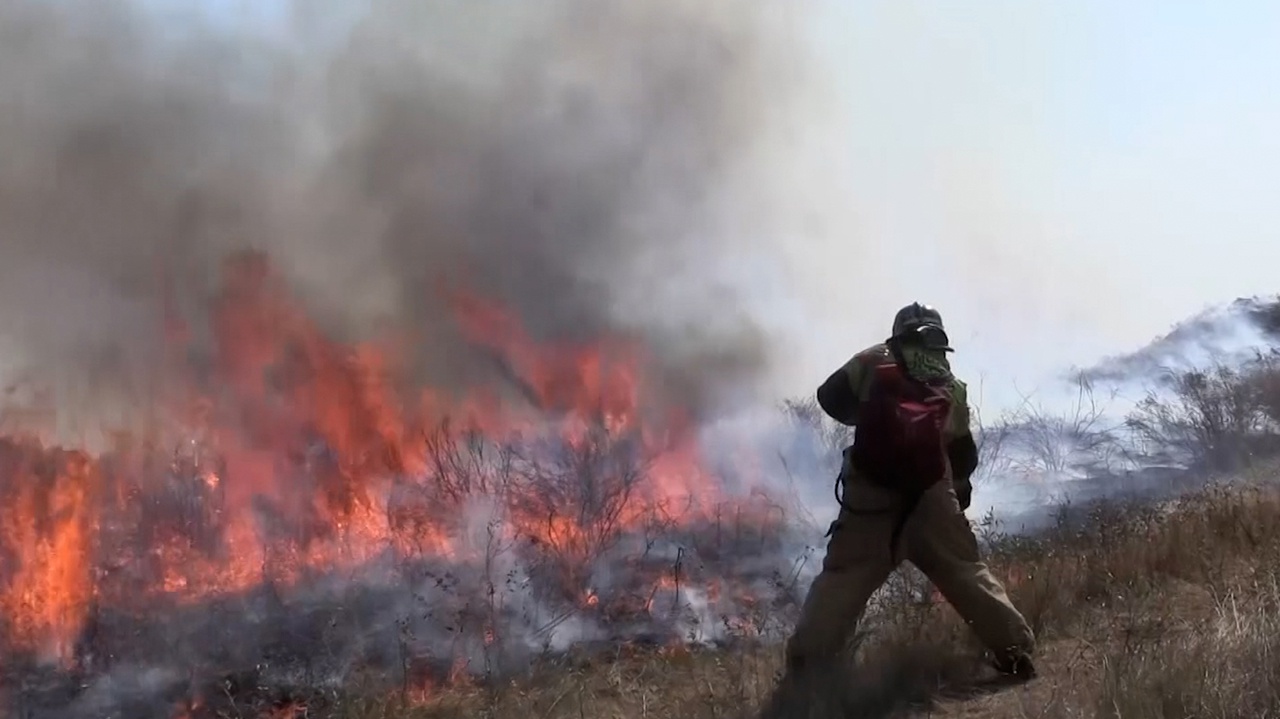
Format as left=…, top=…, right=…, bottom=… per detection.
left=890, top=302, right=952, bottom=352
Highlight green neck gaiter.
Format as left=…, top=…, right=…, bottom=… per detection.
left=898, top=344, right=954, bottom=383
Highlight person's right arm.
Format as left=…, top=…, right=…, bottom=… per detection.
left=816, top=356, right=870, bottom=426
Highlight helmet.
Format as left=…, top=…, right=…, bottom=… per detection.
left=890, top=302, right=952, bottom=352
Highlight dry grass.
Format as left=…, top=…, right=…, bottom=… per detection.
left=267, top=470, right=1280, bottom=719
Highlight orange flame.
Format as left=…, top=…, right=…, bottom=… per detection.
left=0, top=439, right=97, bottom=664
left=0, top=249, right=784, bottom=680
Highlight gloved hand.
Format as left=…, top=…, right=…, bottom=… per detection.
left=954, top=478, right=972, bottom=511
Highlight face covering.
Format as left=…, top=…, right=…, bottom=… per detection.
left=897, top=344, right=954, bottom=382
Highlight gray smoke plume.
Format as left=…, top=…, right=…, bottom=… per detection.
left=0, top=0, right=814, bottom=436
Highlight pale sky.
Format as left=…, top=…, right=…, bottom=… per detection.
left=165, top=0, right=1280, bottom=416
left=792, top=0, right=1280, bottom=412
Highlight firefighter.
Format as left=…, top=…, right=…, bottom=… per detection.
left=784, top=303, right=1036, bottom=679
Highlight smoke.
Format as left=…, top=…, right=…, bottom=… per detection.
left=1078, top=296, right=1280, bottom=385
left=0, top=0, right=819, bottom=435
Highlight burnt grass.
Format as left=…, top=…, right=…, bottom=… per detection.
left=261, top=467, right=1280, bottom=719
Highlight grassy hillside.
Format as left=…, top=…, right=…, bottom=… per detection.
left=235, top=460, right=1280, bottom=719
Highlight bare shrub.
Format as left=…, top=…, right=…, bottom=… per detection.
left=508, top=418, right=654, bottom=598
left=1044, top=376, right=1124, bottom=472
left=779, top=396, right=853, bottom=460
left=1247, top=349, right=1280, bottom=433
left=970, top=403, right=1012, bottom=488
left=979, top=374, right=1132, bottom=498
left=1125, top=359, right=1276, bottom=471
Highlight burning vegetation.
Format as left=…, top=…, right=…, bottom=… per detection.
left=0, top=1, right=822, bottom=713
left=9, top=1, right=1280, bottom=717
left=0, top=251, right=811, bottom=718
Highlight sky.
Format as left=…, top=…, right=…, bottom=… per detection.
left=793, top=0, right=1280, bottom=412
left=155, top=0, right=1280, bottom=418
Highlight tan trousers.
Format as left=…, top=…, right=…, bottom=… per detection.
left=786, top=471, right=1034, bottom=666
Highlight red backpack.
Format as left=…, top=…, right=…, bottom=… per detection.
left=845, top=358, right=953, bottom=496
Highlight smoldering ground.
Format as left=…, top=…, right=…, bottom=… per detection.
left=0, top=0, right=816, bottom=435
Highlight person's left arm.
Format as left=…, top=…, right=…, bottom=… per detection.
left=946, top=379, right=979, bottom=510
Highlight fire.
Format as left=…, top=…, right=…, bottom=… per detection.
left=0, top=249, right=790, bottom=708
left=0, top=438, right=97, bottom=665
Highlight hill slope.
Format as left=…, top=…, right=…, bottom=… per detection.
left=1081, top=295, right=1280, bottom=383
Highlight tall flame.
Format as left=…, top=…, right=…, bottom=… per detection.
left=0, top=249, right=786, bottom=679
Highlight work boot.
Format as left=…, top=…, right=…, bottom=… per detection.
left=991, top=648, right=1037, bottom=681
